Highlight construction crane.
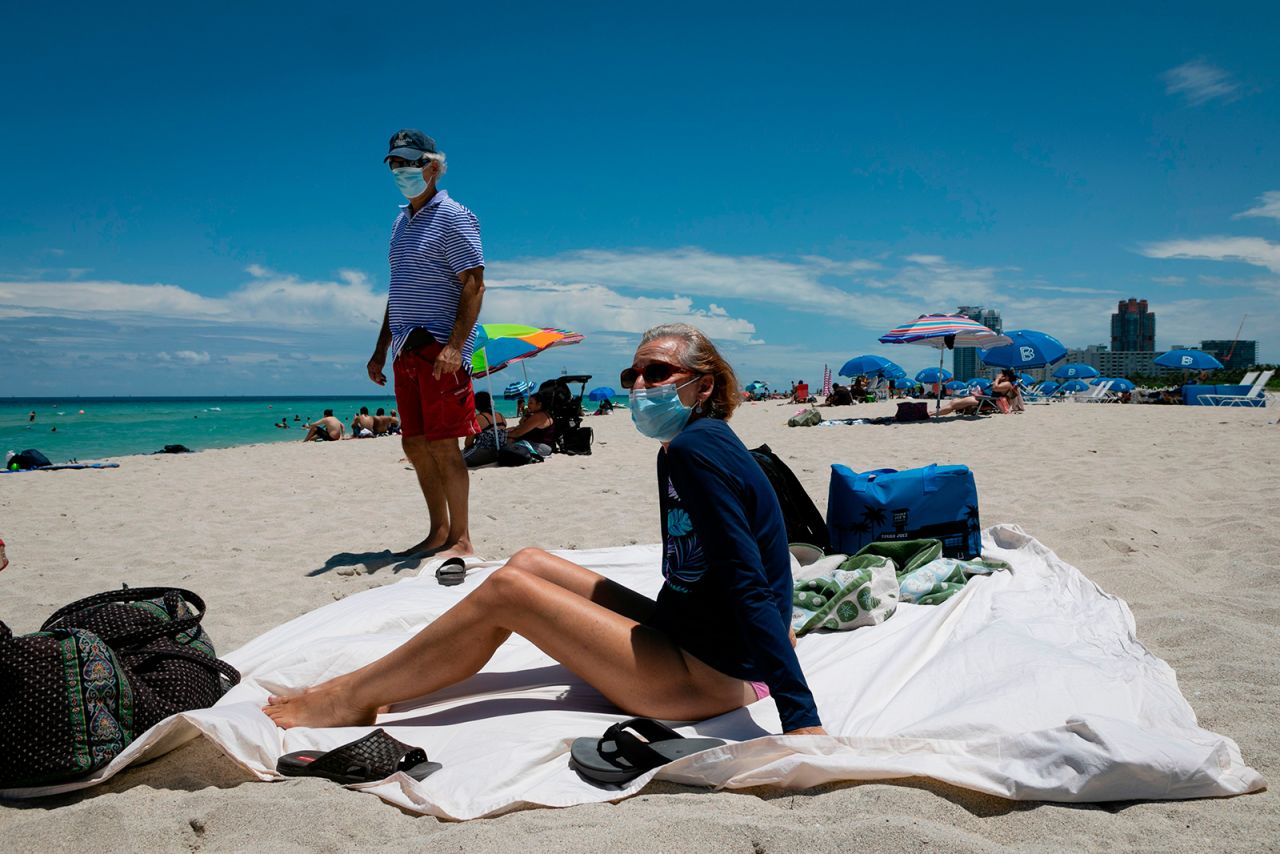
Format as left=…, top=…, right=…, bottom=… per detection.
left=1224, top=315, right=1248, bottom=365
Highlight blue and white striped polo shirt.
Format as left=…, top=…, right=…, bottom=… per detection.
left=387, top=189, right=485, bottom=365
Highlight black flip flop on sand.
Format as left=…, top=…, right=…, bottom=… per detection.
left=276, top=728, right=441, bottom=784
left=569, top=717, right=726, bottom=785
left=435, top=557, right=467, bottom=586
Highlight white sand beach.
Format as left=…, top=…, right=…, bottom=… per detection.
left=1, top=400, right=1276, bottom=851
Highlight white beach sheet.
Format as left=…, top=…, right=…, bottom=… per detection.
left=2, top=525, right=1263, bottom=819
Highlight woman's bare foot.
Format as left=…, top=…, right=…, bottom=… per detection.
left=0, top=538, right=8, bottom=572
left=262, top=683, right=380, bottom=729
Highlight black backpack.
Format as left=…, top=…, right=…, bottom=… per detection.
left=749, top=444, right=830, bottom=552
left=561, top=426, right=593, bottom=456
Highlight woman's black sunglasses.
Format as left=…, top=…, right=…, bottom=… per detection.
left=620, top=361, right=685, bottom=389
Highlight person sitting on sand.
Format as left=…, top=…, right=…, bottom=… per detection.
left=824, top=383, right=853, bottom=407
left=505, top=390, right=556, bottom=457
left=462, top=392, right=507, bottom=467
left=850, top=376, right=868, bottom=402
left=351, top=407, right=376, bottom=438
left=593, top=398, right=614, bottom=415
left=302, top=410, right=344, bottom=442
left=372, top=408, right=399, bottom=436
left=263, top=323, right=826, bottom=737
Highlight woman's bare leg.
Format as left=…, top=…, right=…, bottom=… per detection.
left=263, top=549, right=749, bottom=728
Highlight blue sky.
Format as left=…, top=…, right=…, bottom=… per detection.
left=2, top=1, right=1277, bottom=395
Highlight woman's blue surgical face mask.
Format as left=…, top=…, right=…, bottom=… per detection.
left=630, top=377, right=701, bottom=441
left=392, top=166, right=428, bottom=199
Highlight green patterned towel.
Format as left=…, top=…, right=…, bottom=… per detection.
left=791, top=539, right=1010, bottom=635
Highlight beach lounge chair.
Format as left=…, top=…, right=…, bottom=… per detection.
left=1237, top=371, right=1260, bottom=388
left=1073, top=381, right=1112, bottom=403
left=1196, top=370, right=1273, bottom=407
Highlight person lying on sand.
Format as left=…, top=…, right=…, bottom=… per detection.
left=302, top=410, right=344, bottom=442
left=933, top=395, right=981, bottom=416
left=264, top=323, right=826, bottom=737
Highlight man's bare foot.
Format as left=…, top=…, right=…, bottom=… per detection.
left=395, top=535, right=448, bottom=558
left=431, top=539, right=475, bottom=561
left=263, top=684, right=380, bottom=729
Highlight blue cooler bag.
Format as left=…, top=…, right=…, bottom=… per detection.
left=828, top=464, right=982, bottom=558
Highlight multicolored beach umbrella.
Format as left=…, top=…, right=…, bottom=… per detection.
left=1053, top=363, right=1100, bottom=380
left=978, top=329, right=1067, bottom=370
left=1153, top=349, right=1223, bottom=371
left=471, top=323, right=584, bottom=449
left=471, top=324, right=584, bottom=379
left=881, top=314, right=1010, bottom=411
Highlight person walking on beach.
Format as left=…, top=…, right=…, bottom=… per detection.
left=367, top=129, right=485, bottom=558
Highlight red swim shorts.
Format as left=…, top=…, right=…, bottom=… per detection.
left=393, top=343, right=480, bottom=441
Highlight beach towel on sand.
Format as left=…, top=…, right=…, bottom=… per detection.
left=1, top=526, right=1263, bottom=819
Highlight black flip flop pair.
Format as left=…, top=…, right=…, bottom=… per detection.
left=569, top=718, right=727, bottom=785
left=277, top=728, right=441, bottom=785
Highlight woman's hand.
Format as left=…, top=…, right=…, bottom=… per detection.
left=785, top=726, right=829, bottom=736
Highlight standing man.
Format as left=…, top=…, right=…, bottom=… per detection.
left=368, top=129, right=485, bottom=558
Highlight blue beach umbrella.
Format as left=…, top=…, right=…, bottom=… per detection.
left=891, top=378, right=921, bottom=390
left=1017, top=373, right=1036, bottom=386
left=1108, top=378, right=1136, bottom=393
left=979, top=329, right=1068, bottom=370
left=944, top=381, right=969, bottom=393
left=1059, top=379, right=1090, bottom=393
left=1039, top=381, right=1061, bottom=395
left=1089, top=376, right=1112, bottom=386
left=587, top=386, right=617, bottom=402
left=1153, top=349, right=1224, bottom=371
left=839, top=354, right=904, bottom=378
left=1053, top=363, right=1100, bottom=380
left=970, top=378, right=992, bottom=392
left=915, top=367, right=953, bottom=384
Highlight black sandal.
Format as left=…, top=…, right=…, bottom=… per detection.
left=277, top=728, right=441, bottom=784
left=435, top=557, right=467, bottom=586
left=569, top=718, right=726, bottom=785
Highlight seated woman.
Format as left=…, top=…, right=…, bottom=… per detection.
left=462, top=392, right=507, bottom=467
left=505, top=390, right=557, bottom=456
left=990, top=369, right=1024, bottom=413
left=264, top=323, right=825, bottom=736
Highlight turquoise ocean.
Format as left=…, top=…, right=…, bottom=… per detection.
left=0, top=394, right=624, bottom=463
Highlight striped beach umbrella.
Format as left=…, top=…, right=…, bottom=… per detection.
left=471, top=325, right=584, bottom=379
left=881, top=314, right=1010, bottom=411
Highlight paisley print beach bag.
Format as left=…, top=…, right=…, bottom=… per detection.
left=0, top=587, right=239, bottom=787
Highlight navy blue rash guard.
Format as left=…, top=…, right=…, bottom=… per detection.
left=648, top=417, right=821, bottom=732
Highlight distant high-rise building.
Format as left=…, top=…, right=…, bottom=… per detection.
left=1200, top=339, right=1258, bottom=371
left=952, top=305, right=1002, bottom=381
left=1111, top=298, right=1156, bottom=352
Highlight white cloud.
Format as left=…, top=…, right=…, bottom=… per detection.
left=173, top=350, right=211, bottom=364
left=1140, top=236, right=1280, bottom=274
left=0, top=267, right=385, bottom=328
left=1235, top=191, right=1280, bottom=222
left=1150, top=275, right=1186, bottom=285
left=1161, top=59, right=1240, bottom=106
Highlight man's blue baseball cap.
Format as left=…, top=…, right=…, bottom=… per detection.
left=385, top=129, right=438, bottom=162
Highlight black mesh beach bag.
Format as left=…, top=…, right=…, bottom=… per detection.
left=0, top=587, right=239, bottom=787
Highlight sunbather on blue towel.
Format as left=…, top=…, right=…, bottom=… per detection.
left=265, top=324, right=826, bottom=736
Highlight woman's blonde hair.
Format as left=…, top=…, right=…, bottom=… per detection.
left=640, top=323, right=741, bottom=420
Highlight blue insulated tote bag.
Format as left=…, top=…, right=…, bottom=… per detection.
left=827, top=464, right=982, bottom=558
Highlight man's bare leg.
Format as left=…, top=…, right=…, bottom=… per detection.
left=399, top=435, right=450, bottom=555
left=263, top=549, right=750, bottom=728
left=425, top=437, right=472, bottom=559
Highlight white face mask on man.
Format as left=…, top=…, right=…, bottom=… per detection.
left=392, top=166, right=429, bottom=199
